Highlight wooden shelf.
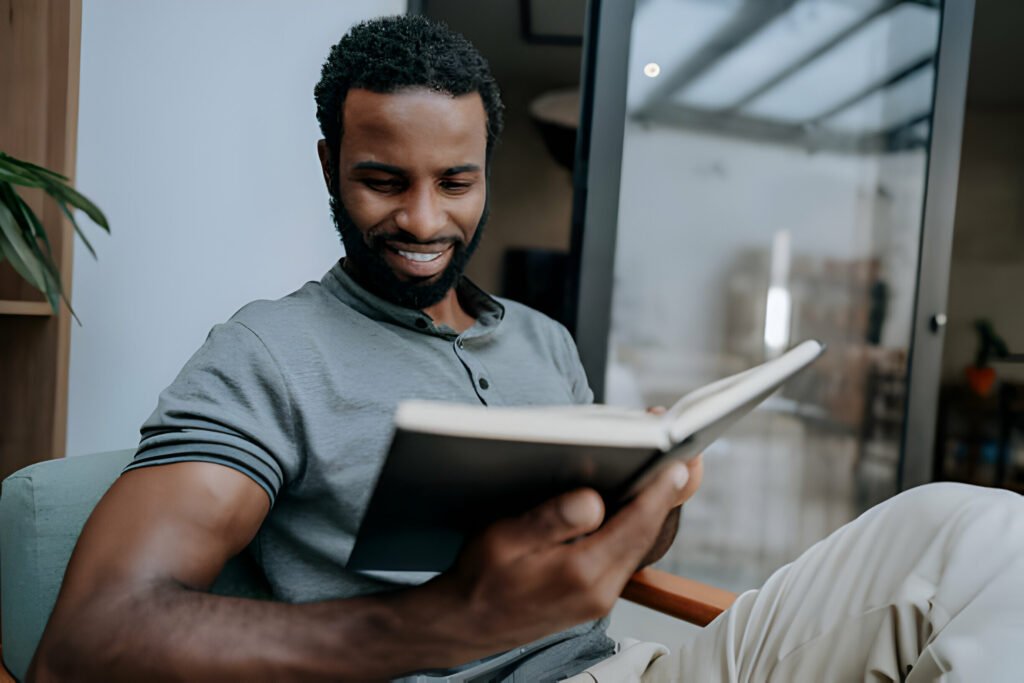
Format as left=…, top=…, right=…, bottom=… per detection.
left=0, top=300, right=54, bottom=316
left=1, top=0, right=81, bottom=481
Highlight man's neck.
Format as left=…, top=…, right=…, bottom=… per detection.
left=423, top=288, right=476, bottom=334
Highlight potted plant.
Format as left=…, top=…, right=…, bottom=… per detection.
left=0, top=150, right=109, bottom=316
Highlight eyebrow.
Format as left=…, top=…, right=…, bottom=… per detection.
left=352, top=161, right=482, bottom=176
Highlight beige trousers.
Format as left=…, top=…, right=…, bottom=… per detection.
left=572, top=482, right=1024, bottom=682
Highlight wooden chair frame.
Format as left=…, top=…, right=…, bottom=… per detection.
left=623, top=567, right=736, bottom=627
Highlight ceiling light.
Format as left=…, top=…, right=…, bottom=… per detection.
left=627, top=0, right=743, bottom=108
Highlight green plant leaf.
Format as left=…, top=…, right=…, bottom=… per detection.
left=20, top=206, right=65, bottom=286
left=0, top=165, right=46, bottom=188
left=0, top=154, right=59, bottom=187
left=0, top=153, right=109, bottom=231
left=0, top=183, right=61, bottom=276
left=0, top=151, right=106, bottom=321
left=1, top=200, right=66, bottom=317
left=0, top=184, right=61, bottom=286
left=36, top=251, right=66, bottom=316
left=0, top=152, right=69, bottom=181
left=7, top=186, right=56, bottom=261
left=56, top=201, right=97, bottom=259
left=46, top=181, right=110, bottom=231
left=0, top=199, right=48, bottom=292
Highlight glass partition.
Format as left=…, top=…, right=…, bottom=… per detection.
left=604, top=0, right=945, bottom=590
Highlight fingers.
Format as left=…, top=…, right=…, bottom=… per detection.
left=577, top=463, right=688, bottom=574
left=556, top=489, right=606, bottom=531
left=461, top=457, right=695, bottom=585
left=478, top=488, right=606, bottom=561
left=671, top=453, right=704, bottom=508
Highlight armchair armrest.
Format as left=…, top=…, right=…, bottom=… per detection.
left=623, top=568, right=737, bottom=627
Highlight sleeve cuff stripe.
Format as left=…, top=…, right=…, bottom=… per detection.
left=128, top=447, right=281, bottom=502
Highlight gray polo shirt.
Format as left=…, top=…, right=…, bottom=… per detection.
left=128, top=260, right=613, bottom=679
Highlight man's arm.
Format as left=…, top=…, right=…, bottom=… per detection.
left=29, top=459, right=693, bottom=682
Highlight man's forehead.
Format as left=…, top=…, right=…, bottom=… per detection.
left=339, top=88, right=488, bottom=168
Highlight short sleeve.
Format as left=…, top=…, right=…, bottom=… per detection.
left=125, top=321, right=298, bottom=505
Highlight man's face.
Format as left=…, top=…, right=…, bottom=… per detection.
left=325, top=88, right=489, bottom=309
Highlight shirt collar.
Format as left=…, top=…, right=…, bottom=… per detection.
left=321, top=259, right=505, bottom=338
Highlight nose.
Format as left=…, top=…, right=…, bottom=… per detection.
left=394, top=183, right=447, bottom=241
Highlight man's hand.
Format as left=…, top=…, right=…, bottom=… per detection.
left=409, top=463, right=693, bottom=660
left=671, top=452, right=704, bottom=508
left=635, top=451, right=703, bottom=567
left=646, top=406, right=704, bottom=509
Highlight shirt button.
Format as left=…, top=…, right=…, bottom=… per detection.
left=415, top=318, right=428, bottom=329
left=479, top=377, right=490, bottom=390
left=457, top=339, right=465, bottom=349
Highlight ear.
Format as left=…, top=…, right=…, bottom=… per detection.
left=316, top=139, right=333, bottom=194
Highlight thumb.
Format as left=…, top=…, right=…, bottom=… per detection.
left=585, top=463, right=689, bottom=558
left=485, top=488, right=606, bottom=557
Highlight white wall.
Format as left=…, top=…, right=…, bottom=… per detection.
left=67, top=0, right=405, bottom=457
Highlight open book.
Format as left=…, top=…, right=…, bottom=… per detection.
left=347, top=339, right=825, bottom=572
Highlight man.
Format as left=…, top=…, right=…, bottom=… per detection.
left=29, top=14, right=699, bottom=682
left=30, top=14, right=1024, bottom=683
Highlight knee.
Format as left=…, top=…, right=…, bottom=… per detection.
left=903, top=481, right=1020, bottom=507
left=887, top=482, right=1023, bottom=534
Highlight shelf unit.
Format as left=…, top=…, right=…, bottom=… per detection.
left=0, top=301, right=54, bottom=317
left=0, top=0, right=81, bottom=481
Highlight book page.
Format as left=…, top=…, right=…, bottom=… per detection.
left=394, top=401, right=668, bottom=449
left=666, top=340, right=825, bottom=444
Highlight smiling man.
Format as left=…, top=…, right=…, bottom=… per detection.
left=28, top=15, right=699, bottom=683
left=29, top=13, right=1024, bottom=683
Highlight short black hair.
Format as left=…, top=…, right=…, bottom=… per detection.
left=314, top=14, right=504, bottom=188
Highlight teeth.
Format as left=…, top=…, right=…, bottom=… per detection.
left=398, top=250, right=443, bottom=262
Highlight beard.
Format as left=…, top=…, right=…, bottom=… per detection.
left=330, top=195, right=487, bottom=310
